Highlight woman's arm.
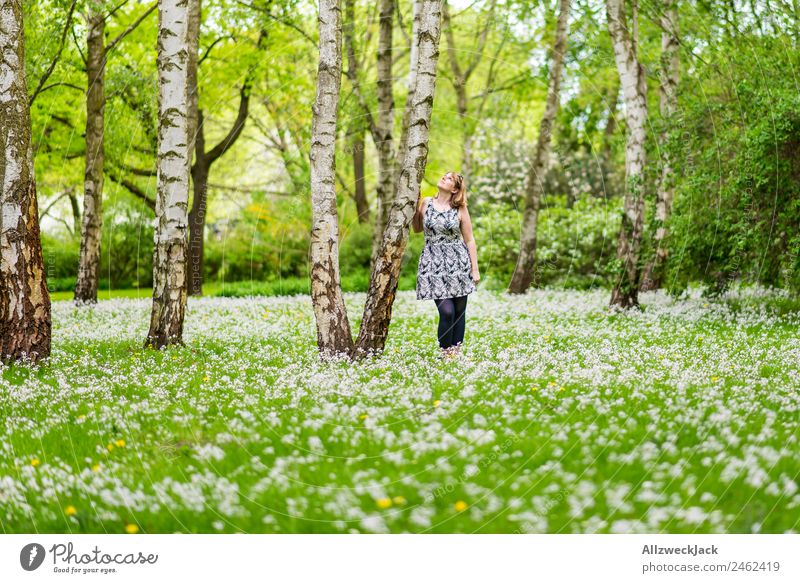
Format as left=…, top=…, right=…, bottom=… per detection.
left=459, top=205, right=480, bottom=282
left=412, top=197, right=428, bottom=233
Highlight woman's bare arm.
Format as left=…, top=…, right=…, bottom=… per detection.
left=459, top=205, right=480, bottom=281
left=412, top=197, right=428, bottom=233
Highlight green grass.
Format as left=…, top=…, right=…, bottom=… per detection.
left=1, top=288, right=798, bottom=534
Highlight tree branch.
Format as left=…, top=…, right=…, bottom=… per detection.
left=29, top=0, right=77, bottom=106
left=107, top=166, right=156, bottom=210
left=105, top=2, right=157, bottom=55
left=35, top=82, right=86, bottom=97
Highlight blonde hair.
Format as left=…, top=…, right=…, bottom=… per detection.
left=449, top=171, right=468, bottom=208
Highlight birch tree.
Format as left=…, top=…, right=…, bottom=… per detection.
left=508, top=0, right=571, bottom=294
left=640, top=0, right=679, bottom=292
left=146, top=0, right=191, bottom=348
left=606, top=0, right=648, bottom=308
left=310, top=0, right=355, bottom=356
left=0, top=0, right=51, bottom=363
left=75, top=1, right=157, bottom=304
left=354, top=0, right=443, bottom=356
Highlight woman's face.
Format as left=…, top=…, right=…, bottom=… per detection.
left=438, top=172, right=458, bottom=193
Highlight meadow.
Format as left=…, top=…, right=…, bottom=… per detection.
left=1, top=287, right=798, bottom=533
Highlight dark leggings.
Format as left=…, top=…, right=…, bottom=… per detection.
left=433, top=295, right=468, bottom=349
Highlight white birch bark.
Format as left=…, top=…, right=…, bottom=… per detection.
left=75, top=5, right=105, bottom=304
left=146, top=0, right=191, bottom=348
left=355, top=0, right=443, bottom=356
left=0, top=0, right=52, bottom=362
left=508, top=0, right=571, bottom=294
left=395, top=0, right=422, bottom=175
left=606, top=0, right=648, bottom=308
left=310, top=0, right=354, bottom=357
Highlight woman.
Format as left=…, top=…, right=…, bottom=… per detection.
left=412, top=171, right=480, bottom=359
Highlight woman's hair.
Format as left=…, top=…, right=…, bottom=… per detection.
left=449, top=171, right=468, bottom=208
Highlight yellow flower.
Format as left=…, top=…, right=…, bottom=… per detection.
left=711, top=376, right=719, bottom=382
left=392, top=496, right=407, bottom=505
left=376, top=498, right=392, bottom=509
left=115, top=439, right=126, bottom=448
left=65, top=505, right=77, bottom=516
left=359, top=414, right=368, bottom=420
left=433, top=400, right=442, bottom=408
left=125, top=523, right=139, bottom=534
left=31, top=458, right=40, bottom=467
left=106, top=444, right=114, bottom=452
left=77, top=414, right=86, bottom=421
left=531, top=386, right=538, bottom=392
left=454, top=501, right=468, bottom=512
left=92, top=464, right=101, bottom=472
left=559, top=386, right=565, bottom=391
left=203, top=375, right=210, bottom=382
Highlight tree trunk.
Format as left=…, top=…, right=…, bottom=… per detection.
left=508, top=0, right=571, bottom=294
left=355, top=0, right=443, bottom=357
left=186, top=0, right=200, bottom=166
left=394, top=0, right=422, bottom=197
left=310, top=0, right=355, bottom=357
left=640, top=0, right=679, bottom=292
left=0, top=0, right=52, bottom=363
left=189, top=128, right=209, bottom=296
left=185, top=0, right=201, bottom=296
left=74, top=8, right=106, bottom=304
left=146, top=0, right=191, bottom=348
left=606, top=0, right=648, bottom=309
left=351, top=129, right=370, bottom=223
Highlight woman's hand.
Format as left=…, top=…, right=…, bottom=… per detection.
left=471, top=269, right=481, bottom=284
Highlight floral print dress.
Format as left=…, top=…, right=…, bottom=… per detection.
left=416, top=198, right=477, bottom=300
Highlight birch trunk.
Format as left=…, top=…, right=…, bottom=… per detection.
left=310, top=0, right=354, bottom=357
left=355, top=0, right=442, bottom=357
left=395, top=0, right=422, bottom=174
left=508, top=0, right=571, bottom=294
left=640, top=0, right=679, bottom=292
left=74, top=7, right=106, bottom=304
left=146, top=0, right=191, bottom=348
left=0, top=0, right=52, bottom=363
left=606, top=0, right=648, bottom=308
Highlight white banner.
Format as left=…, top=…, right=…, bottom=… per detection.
left=1, top=534, right=797, bottom=582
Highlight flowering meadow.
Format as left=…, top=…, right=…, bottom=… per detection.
left=1, top=288, right=798, bottom=534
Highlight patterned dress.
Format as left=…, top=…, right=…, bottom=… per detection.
left=416, top=198, right=477, bottom=300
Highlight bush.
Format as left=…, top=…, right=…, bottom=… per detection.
left=472, top=195, right=620, bottom=290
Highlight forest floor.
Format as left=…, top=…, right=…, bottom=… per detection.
left=1, top=288, right=799, bottom=533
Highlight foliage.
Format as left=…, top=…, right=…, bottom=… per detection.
left=661, top=35, right=800, bottom=296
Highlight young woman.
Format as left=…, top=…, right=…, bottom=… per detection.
left=412, top=171, right=480, bottom=359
